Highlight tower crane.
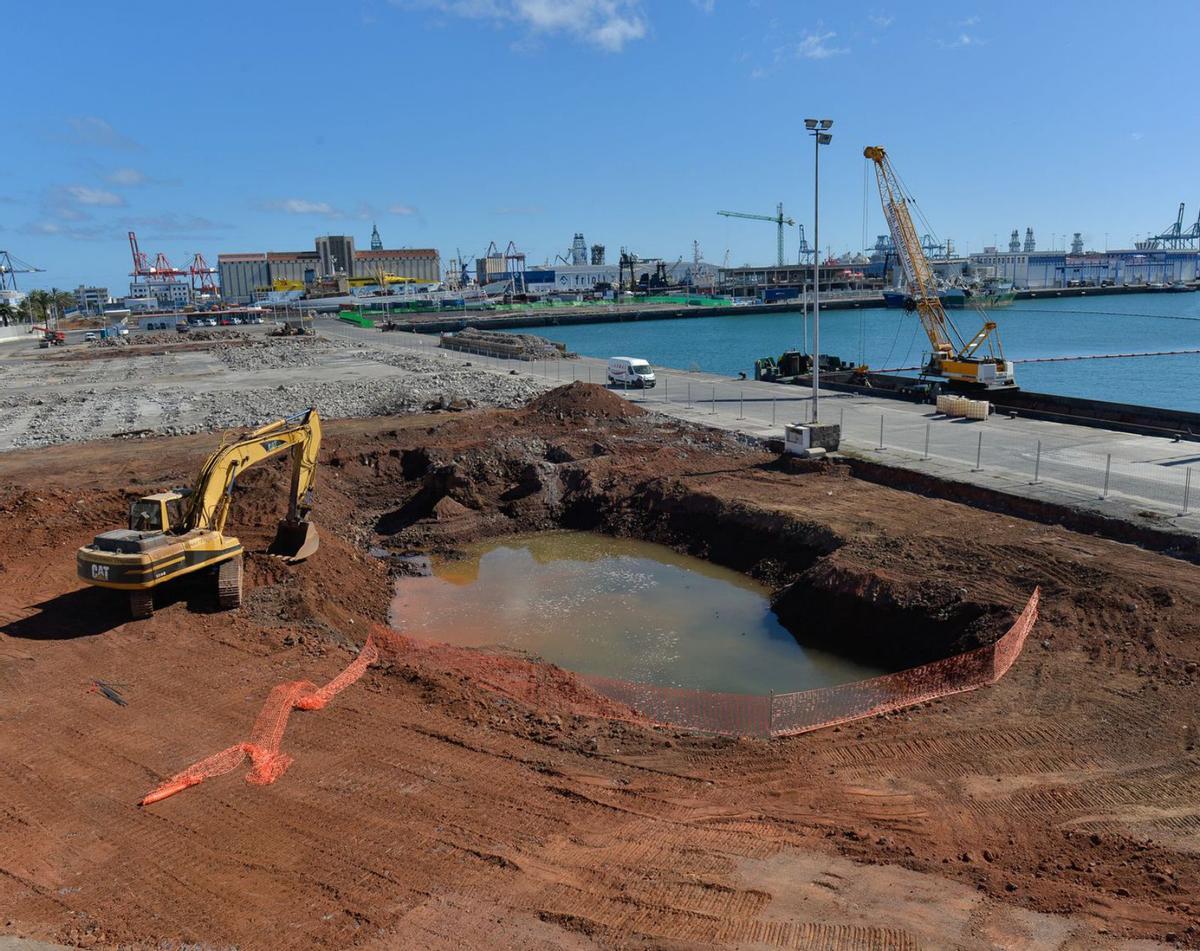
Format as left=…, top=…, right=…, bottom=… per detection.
left=864, top=145, right=1014, bottom=388
left=718, top=203, right=794, bottom=267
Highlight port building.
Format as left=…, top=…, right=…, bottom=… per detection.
left=968, top=249, right=1200, bottom=288
left=73, top=285, right=109, bottom=314
left=218, top=234, right=439, bottom=303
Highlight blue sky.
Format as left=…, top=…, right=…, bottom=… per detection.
left=6, top=0, right=1199, bottom=291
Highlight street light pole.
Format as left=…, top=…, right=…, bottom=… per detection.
left=805, top=118, right=833, bottom=423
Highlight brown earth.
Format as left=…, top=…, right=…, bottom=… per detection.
left=0, top=384, right=1198, bottom=949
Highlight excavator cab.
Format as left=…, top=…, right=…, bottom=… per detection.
left=128, top=492, right=188, bottom=534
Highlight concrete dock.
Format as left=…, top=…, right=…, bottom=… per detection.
left=322, top=318, right=1200, bottom=546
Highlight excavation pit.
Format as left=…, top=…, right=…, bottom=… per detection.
left=388, top=530, right=888, bottom=695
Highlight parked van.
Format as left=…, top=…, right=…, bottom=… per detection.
left=607, top=356, right=656, bottom=388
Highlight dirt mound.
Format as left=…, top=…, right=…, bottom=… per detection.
left=524, top=381, right=646, bottom=420
left=432, top=495, right=472, bottom=521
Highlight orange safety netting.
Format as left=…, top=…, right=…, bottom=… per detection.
left=580, top=587, right=1040, bottom=739
left=140, top=634, right=380, bottom=806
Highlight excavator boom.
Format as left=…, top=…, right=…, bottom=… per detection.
left=186, top=408, right=321, bottom=561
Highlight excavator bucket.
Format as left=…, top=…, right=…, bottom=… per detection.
left=268, top=519, right=320, bottom=563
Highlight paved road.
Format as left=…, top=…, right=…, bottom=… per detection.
left=320, top=316, right=1200, bottom=539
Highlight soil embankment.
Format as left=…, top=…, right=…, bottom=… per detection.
left=0, top=383, right=1198, bottom=948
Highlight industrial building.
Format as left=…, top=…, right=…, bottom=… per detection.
left=126, top=279, right=190, bottom=309
left=968, top=248, right=1200, bottom=288
left=73, top=285, right=109, bottom=314
left=218, top=232, right=440, bottom=303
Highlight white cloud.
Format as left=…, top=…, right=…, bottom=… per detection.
left=1130, top=131, right=1144, bottom=141
left=21, top=220, right=110, bottom=240
left=940, top=32, right=981, bottom=48
left=868, top=13, right=893, bottom=28
left=62, top=116, right=140, bottom=150
left=402, top=0, right=648, bottom=51
left=690, top=0, right=715, bottom=12
left=261, top=198, right=343, bottom=216
left=123, top=212, right=228, bottom=238
left=64, top=185, right=124, bottom=207
left=794, top=30, right=847, bottom=59
left=107, top=168, right=149, bottom=186
left=389, top=204, right=418, bottom=216
left=959, top=15, right=980, bottom=26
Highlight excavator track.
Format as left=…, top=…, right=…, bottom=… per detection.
left=216, top=555, right=243, bottom=610
left=129, top=589, right=154, bottom=620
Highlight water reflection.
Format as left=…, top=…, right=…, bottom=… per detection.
left=389, top=531, right=884, bottom=694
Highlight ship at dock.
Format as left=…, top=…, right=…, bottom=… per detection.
left=965, top=279, right=1016, bottom=308
left=882, top=286, right=967, bottom=309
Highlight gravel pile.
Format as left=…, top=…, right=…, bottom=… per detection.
left=90, top=329, right=247, bottom=348
left=2, top=337, right=553, bottom=450
left=214, top=336, right=349, bottom=371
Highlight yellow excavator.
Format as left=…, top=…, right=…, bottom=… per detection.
left=76, top=408, right=321, bottom=619
left=864, top=145, right=1015, bottom=388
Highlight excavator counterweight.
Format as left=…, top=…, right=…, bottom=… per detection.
left=76, top=408, right=322, bottom=618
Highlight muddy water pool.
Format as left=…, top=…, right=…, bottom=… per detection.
left=389, top=531, right=885, bottom=694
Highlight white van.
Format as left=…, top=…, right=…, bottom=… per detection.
left=607, top=356, right=656, bottom=388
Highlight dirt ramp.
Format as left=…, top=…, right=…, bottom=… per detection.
left=523, top=382, right=646, bottom=421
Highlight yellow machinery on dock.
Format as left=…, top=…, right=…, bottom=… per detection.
left=865, top=145, right=1015, bottom=388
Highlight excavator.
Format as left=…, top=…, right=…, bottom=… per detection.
left=864, top=146, right=1015, bottom=388
left=76, top=408, right=321, bottom=619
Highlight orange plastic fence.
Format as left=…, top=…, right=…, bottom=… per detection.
left=140, top=634, right=380, bottom=806
left=581, top=588, right=1040, bottom=739
left=575, top=675, right=772, bottom=737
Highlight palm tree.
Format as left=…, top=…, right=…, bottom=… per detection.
left=0, top=301, right=13, bottom=327
left=52, top=288, right=77, bottom=317
left=24, top=290, right=51, bottom=326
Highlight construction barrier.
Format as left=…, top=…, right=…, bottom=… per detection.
left=936, top=394, right=990, bottom=420
left=337, top=311, right=376, bottom=328
left=582, top=588, right=1039, bottom=739
left=576, top=674, right=771, bottom=738
left=140, top=634, right=380, bottom=806
left=141, top=591, right=1038, bottom=803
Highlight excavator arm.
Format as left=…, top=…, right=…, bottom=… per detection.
left=185, top=408, right=321, bottom=561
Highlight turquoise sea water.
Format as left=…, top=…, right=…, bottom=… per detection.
left=524, top=293, right=1200, bottom=412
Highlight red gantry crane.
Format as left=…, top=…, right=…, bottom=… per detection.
left=189, top=252, right=219, bottom=297
left=864, top=146, right=1014, bottom=388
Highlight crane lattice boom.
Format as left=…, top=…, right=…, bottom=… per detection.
left=864, top=145, right=1013, bottom=387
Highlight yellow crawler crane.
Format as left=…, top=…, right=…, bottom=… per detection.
left=77, top=408, right=321, bottom=619
left=864, top=146, right=1015, bottom=387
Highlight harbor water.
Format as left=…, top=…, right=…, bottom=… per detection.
left=389, top=531, right=884, bottom=695
left=524, top=293, right=1200, bottom=413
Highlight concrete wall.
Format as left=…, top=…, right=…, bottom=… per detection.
left=0, top=325, right=36, bottom=344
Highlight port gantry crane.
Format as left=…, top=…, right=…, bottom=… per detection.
left=864, top=145, right=1015, bottom=388
left=717, top=203, right=795, bottom=267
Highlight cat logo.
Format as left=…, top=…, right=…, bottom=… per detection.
left=90, top=564, right=110, bottom=581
